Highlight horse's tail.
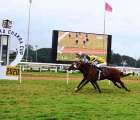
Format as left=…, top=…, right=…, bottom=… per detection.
left=120, top=72, right=131, bottom=77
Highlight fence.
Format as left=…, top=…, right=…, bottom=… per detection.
left=18, top=62, right=140, bottom=75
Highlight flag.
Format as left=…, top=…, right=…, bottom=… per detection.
left=105, top=2, right=112, bottom=12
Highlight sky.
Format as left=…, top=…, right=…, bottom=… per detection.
left=0, top=0, right=140, bottom=59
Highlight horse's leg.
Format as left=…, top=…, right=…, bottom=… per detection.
left=75, top=77, right=86, bottom=91
left=90, top=81, right=97, bottom=90
left=113, top=81, right=121, bottom=88
left=75, top=76, right=96, bottom=91
left=109, top=79, right=121, bottom=88
left=116, top=79, right=130, bottom=92
left=75, top=77, right=93, bottom=92
left=93, top=81, right=102, bottom=93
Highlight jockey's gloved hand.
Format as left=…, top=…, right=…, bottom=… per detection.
left=88, top=61, right=93, bottom=64
left=93, top=61, right=98, bottom=65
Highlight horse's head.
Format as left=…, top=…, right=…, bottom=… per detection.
left=68, top=61, right=92, bottom=71
left=67, top=61, right=84, bottom=71
left=68, top=62, right=79, bottom=71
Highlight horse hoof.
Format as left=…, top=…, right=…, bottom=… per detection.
left=74, top=88, right=78, bottom=92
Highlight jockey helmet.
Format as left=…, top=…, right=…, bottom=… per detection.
left=76, top=52, right=84, bottom=58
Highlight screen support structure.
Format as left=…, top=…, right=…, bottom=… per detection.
left=0, top=35, right=10, bottom=66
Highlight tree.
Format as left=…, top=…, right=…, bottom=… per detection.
left=136, top=59, right=140, bottom=68
left=22, top=46, right=140, bottom=67
left=121, top=55, right=135, bottom=67
left=37, top=48, right=52, bottom=63
left=25, top=44, right=34, bottom=51
left=111, top=52, right=122, bottom=66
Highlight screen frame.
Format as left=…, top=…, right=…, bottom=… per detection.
left=51, top=30, right=112, bottom=65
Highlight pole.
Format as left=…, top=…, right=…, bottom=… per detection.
left=135, top=55, right=136, bottom=67
left=102, top=6, right=106, bottom=57
left=31, top=57, right=32, bottom=62
left=19, top=64, right=22, bottom=83
left=36, top=45, right=38, bottom=62
left=25, top=0, right=32, bottom=63
left=67, top=70, right=69, bottom=84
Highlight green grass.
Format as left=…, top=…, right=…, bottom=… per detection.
left=0, top=72, right=140, bottom=120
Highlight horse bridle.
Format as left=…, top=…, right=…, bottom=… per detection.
left=70, top=62, right=81, bottom=70
left=77, top=62, right=82, bottom=68
left=69, top=62, right=78, bottom=71
left=77, top=62, right=93, bottom=73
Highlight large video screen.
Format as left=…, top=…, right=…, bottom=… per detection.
left=52, top=30, right=112, bottom=64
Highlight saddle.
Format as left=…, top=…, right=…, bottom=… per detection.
left=95, top=66, right=107, bottom=76
left=101, top=67, right=106, bottom=73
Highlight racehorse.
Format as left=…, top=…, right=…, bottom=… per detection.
left=68, top=61, right=131, bottom=93
left=68, top=62, right=102, bottom=93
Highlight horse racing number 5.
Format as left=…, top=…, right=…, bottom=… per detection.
left=6, top=66, right=20, bottom=76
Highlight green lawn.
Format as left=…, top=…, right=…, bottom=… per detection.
left=0, top=72, right=140, bottom=120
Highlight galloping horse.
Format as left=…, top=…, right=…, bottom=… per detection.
left=68, top=61, right=131, bottom=93
left=68, top=62, right=102, bottom=93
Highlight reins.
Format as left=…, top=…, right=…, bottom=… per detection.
left=77, top=62, right=82, bottom=68
left=77, top=62, right=93, bottom=74
left=87, top=64, right=93, bottom=73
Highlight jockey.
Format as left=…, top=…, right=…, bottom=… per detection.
left=76, top=52, right=107, bottom=76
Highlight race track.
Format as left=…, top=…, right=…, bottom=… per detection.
left=61, top=48, right=107, bottom=54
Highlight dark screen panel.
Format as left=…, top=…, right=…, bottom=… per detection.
left=51, top=30, right=58, bottom=63
left=107, top=35, right=112, bottom=64
left=52, top=30, right=112, bottom=64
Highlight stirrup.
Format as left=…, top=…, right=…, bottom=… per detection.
left=102, top=72, right=106, bottom=76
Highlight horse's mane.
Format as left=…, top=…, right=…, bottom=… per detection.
left=78, top=62, right=96, bottom=73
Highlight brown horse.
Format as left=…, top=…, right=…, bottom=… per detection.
left=68, top=61, right=131, bottom=93
left=68, top=62, right=102, bottom=93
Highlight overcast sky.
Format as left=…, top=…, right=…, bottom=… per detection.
left=0, top=0, right=140, bottom=59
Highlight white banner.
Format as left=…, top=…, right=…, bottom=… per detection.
left=0, top=28, right=25, bottom=80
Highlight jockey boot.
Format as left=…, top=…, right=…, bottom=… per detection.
left=96, top=66, right=106, bottom=76
left=102, top=70, right=106, bottom=76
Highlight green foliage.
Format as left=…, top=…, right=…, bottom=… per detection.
left=111, top=53, right=122, bottom=66
left=37, top=48, right=52, bottom=63
left=111, top=51, right=139, bottom=67
left=24, top=47, right=52, bottom=63
left=136, top=59, right=140, bottom=68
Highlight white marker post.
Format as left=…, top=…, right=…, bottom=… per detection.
left=19, top=65, right=22, bottom=83
left=108, top=80, right=111, bottom=85
left=66, top=70, right=69, bottom=84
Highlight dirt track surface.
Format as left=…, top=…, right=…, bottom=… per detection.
left=61, top=48, right=107, bottom=54
left=22, top=76, right=140, bottom=82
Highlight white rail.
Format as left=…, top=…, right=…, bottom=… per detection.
left=18, top=62, right=140, bottom=75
